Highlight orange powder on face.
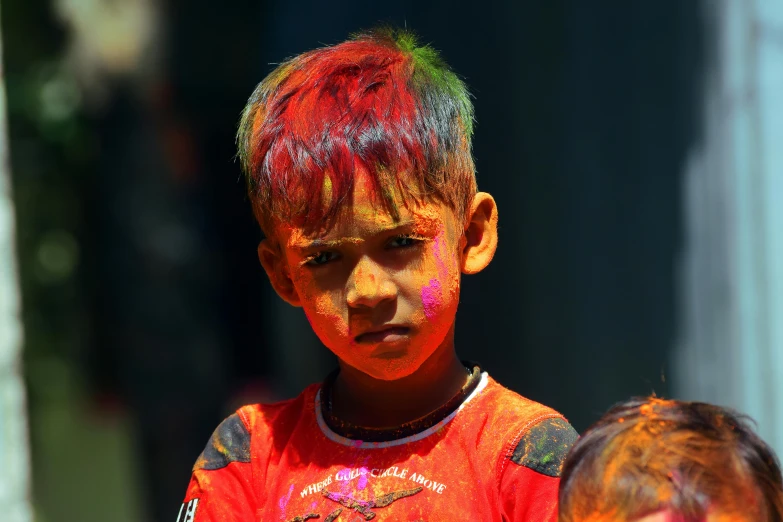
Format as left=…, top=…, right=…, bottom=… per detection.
left=269, top=167, right=467, bottom=381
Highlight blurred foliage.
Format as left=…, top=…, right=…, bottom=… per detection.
left=3, top=1, right=101, bottom=519
left=4, top=0, right=94, bottom=403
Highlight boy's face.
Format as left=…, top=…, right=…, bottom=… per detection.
left=260, top=170, right=493, bottom=381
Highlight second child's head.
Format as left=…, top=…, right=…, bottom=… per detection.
left=237, top=28, right=498, bottom=381
left=559, top=397, right=783, bottom=522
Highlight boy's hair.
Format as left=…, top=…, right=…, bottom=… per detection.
left=559, top=397, right=783, bottom=522
left=236, top=27, right=477, bottom=236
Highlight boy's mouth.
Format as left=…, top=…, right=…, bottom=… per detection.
left=354, top=326, right=410, bottom=344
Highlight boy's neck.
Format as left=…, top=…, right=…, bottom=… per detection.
left=330, top=328, right=469, bottom=429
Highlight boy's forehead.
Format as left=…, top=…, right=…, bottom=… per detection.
left=281, top=199, right=449, bottom=247
left=274, top=167, right=461, bottom=246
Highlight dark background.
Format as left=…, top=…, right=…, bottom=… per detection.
left=4, top=1, right=704, bottom=520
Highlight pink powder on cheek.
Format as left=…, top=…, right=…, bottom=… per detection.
left=421, top=278, right=442, bottom=321
left=419, top=230, right=450, bottom=321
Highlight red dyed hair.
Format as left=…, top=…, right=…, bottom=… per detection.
left=559, top=398, right=783, bottom=522
left=236, top=27, right=476, bottom=236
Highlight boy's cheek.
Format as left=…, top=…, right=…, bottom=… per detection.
left=413, top=252, right=460, bottom=322
left=303, top=310, right=346, bottom=345
left=301, top=293, right=349, bottom=342
left=289, top=269, right=334, bottom=305
left=420, top=279, right=443, bottom=321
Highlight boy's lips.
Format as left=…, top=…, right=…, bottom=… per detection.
left=354, top=326, right=411, bottom=344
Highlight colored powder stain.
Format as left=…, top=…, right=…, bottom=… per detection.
left=357, top=468, right=369, bottom=490
left=278, top=483, right=294, bottom=514
left=322, top=173, right=334, bottom=204
left=337, top=468, right=353, bottom=494
left=421, top=279, right=442, bottom=321
left=640, top=404, right=654, bottom=416
left=432, top=231, right=448, bottom=280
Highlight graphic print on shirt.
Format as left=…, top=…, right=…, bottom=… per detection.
left=180, top=374, right=578, bottom=521
left=176, top=498, right=199, bottom=522
left=283, top=465, right=448, bottom=521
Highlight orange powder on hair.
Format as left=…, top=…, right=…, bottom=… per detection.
left=559, top=399, right=779, bottom=522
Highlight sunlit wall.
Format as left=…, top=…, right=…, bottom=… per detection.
left=674, top=0, right=783, bottom=455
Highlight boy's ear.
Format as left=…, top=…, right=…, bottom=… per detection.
left=461, top=192, right=498, bottom=274
left=258, top=239, right=302, bottom=307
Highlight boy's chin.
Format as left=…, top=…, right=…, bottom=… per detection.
left=348, top=353, right=427, bottom=382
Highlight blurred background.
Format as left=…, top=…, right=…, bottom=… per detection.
left=1, top=0, right=782, bottom=520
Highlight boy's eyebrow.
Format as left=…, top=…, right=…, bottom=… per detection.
left=291, top=219, right=419, bottom=251
left=296, top=237, right=361, bottom=250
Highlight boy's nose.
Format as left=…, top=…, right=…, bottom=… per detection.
left=346, top=258, right=397, bottom=309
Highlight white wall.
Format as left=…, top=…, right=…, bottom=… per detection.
left=674, top=0, right=783, bottom=456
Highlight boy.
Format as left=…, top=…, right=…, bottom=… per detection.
left=177, top=28, right=577, bottom=521
left=558, top=397, right=783, bottom=522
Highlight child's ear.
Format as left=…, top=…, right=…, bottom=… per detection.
left=461, top=192, right=498, bottom=274
left=258, top=239, right=302, bottom=307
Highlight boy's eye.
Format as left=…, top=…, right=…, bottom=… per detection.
left=305, top=251, right=340, bottom=266
left=387, top=235, right=421, bottom=249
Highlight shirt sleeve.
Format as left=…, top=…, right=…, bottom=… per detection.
left=498, top=417, right=579, bottom=522
left=176, top=412, right=257, bottom=522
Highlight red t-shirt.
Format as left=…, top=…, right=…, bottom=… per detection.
left=178, top=371, right=577, bottom=521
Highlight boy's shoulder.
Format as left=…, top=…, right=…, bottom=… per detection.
left=479, top=375, right=579, bottom=478
left=192, top=384, right=319, bottom=472
left=192, top=375, right=578, bottom=478
left=236, top=384, right=318, bottom=431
